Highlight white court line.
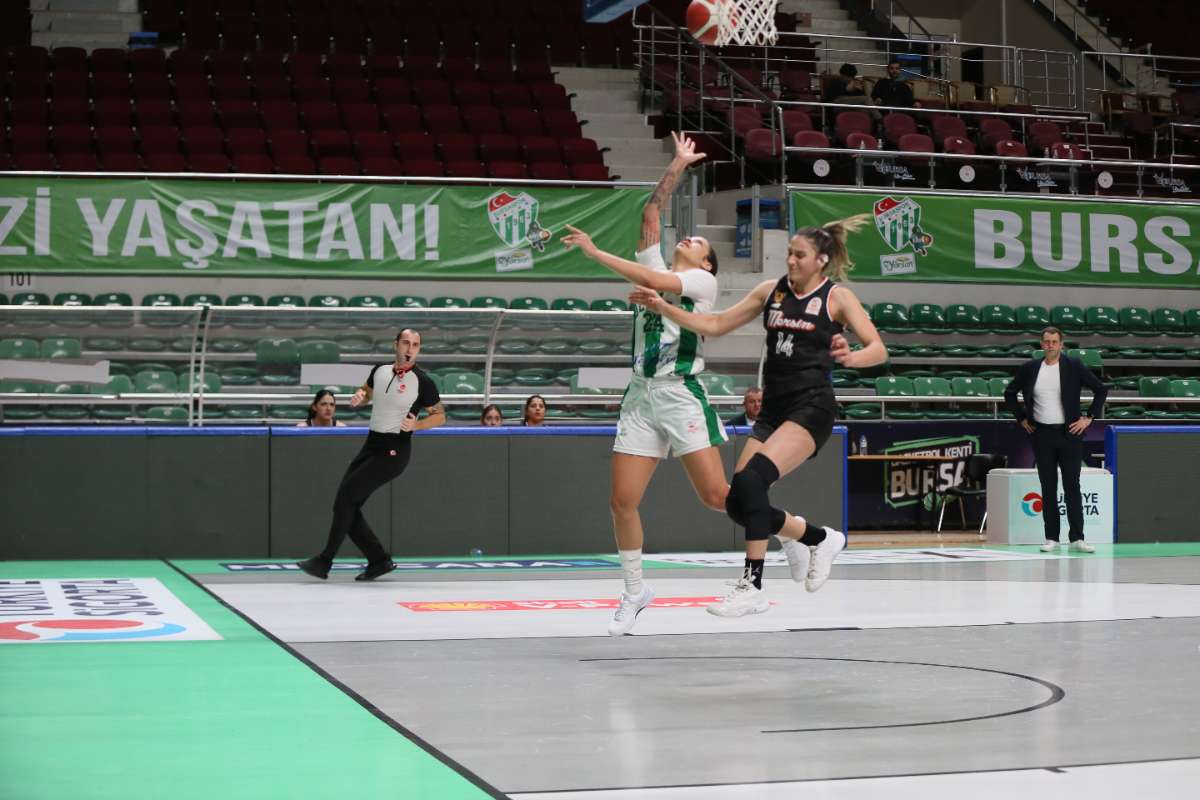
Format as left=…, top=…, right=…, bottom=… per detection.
left=205, top=578, right=1200, bottom=643
left=507, top=758, right=1200, bottom=800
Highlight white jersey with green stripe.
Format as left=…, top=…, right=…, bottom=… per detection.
left=631, top=244, right=717, bottom=378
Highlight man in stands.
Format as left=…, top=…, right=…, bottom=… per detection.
left=872, top=60, right=914, bottom=108
left=726, top=387, right=763, bottom=428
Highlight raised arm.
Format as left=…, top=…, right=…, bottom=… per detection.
left=828, top=287, right=888, bottom=368
left=560, top=224, right=682, bottom=294
left=639, top=131, right=705, bottom=250
left=629, top=280, right=773, bottom=339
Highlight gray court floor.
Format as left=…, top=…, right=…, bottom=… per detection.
left=195, top=547, right=1200, bottom=798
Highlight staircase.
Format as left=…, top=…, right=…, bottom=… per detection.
left=779, top=0, right=887, bottom=78
left=31, top=0, right=141, bottom=51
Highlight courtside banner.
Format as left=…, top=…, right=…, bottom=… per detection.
left=790, top=189, right=1200, bottom=288
left=0, top=577, right=222, bottom=643
left=0, top=178, right=647, bottom=277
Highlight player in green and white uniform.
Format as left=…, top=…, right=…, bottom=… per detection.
left=561, top=132, right=729, bottom=636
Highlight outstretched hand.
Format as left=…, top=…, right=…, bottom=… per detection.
left=671, top=131, right=706, bottom=167
left=560, top=224, right=600, bottom=258
left=830, top=333, right=852, bottom=364
left=349, top=388, right=367, bottom=408
left=629, top=286, right=666, bottom=313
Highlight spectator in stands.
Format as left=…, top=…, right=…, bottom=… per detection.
left=298, top=389, right=347, bottom=428
left=872, top=60, right=914, bottom=108
left=481, top=404, right=504, bottom=426
left=1003, top=326, right=1107, bottom=554
left=822, top=63, right=867, bottom=103
left=296, top=329, right=445, bottom=582
left=522, top=395, right=547, bottom=426
left=726, top=387, right=763, bottom=427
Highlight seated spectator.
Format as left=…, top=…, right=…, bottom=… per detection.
left=872, top=60, right=914, bottom=108
left=822, top=63, right=867, bottom=103
left=725, top=387, right=763, bottom=428
left=298, top=389, right=346, bottom=427
left=481, top=404, right=504, bottom=426
left=522, top=394, right=547, bottom=426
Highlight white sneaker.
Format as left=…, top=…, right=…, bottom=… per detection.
left=1069, top=540, right=1096, bottom=553
left=1040, top=539, right=1062, bottom=553
left=805, top=527, right=846, bottom=593
left=707, top=577, right=769, bottom=617
left=777, top=534, right=811, bottom=583
left=608, top=587, right=654, bottom=636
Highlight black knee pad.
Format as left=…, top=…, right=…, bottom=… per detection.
left=725, top=490, right=748, bottom=526
left=729, top=459, right=781, bottom=541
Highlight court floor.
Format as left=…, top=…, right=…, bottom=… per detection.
left=3, top=543, right=1199, bottom=799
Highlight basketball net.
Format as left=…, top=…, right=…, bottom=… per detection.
left=717, top=0, right=779, bottom=47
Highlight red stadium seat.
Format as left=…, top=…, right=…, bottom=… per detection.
left=444, top=160, right=486, bottom=178
left=503, top=109, right=545, bottom=137
left=487, top=161, right=528, bottom=179
left=423, top=105, right=464, bottom=134
left=569, top=162, right=612, bottom=181
left=353, top=132, right=394, bottom=159
left=393, top=132, right=437, bottom=162
left=231, top=154, right=275, bottom=174
left=543, top=110, right=583, bottom=138
left=268, top=130, right=310, bottom=158
left=227, top=128, right=269, bottom=155
left=835, top=111, right=873, bottom=146
left=274, top=155, right=317, bottom=174
left=317, top=156, right=360, bottom=175
left=882, top=112, right=918, bottom=147
left=189, top=153, right=232, bottom=172
left=521, top=135, right=560, bottom=162
left=382, top=104, right=423, bottom=133
left=845, top=131, right=879, bottom=150
left=402, top=158, right=445, bottom=177
left=144, top=153, right=189, bottom=172
left=311, top=130, right=354, bottom=158
left=360, top=156, right=405, bottom=176
left=529, top=161, right=570, bottom=180
left=478, top=134, right=522, bottom=163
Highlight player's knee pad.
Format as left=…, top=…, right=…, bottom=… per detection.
left=725, top=489, right=748, bottom=526
left=728, top=470, right=774, bottom=541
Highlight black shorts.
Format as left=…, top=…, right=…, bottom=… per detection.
left=751, top=386, right=838, bottom=454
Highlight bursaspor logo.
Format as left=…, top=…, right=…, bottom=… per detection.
left=874, top=196, right=935, bottom=256
left=487, top=190, right=550, bottom=273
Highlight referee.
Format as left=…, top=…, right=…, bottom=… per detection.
left=297, top=328, right=445, bottom=581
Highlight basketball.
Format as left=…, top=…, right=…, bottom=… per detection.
left=686, top=0, right=731, bottom=46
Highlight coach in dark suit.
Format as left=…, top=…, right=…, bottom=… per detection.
left=1003, top=327, right=1107, bottom=553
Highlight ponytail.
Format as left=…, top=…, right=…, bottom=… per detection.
left=795, top=213, right=870, bottom=281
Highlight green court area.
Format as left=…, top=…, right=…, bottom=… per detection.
left=0, top=560, right=500, bottom=800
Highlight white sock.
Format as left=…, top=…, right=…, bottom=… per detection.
left=618, top=549, right=644, bottom=597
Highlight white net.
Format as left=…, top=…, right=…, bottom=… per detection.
left=716, top=0, right=779, bottom=47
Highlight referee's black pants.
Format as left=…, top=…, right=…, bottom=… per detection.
left=1031, top=423, right=1084, bottom=542
left=318, top=433, right=411, bottom=565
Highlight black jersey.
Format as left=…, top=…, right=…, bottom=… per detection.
left=761, top=276, right=843, bottom=395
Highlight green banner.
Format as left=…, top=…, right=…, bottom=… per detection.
left=790, top=189, right=1200, bottom=288
left=0, top=178, right=649, bottom=278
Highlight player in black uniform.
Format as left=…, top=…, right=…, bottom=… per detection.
left=297, top=329, right=445, bottom=582
left=630, top=215, right=887, bottom=616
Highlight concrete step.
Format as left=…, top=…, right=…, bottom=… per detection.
left=555, top=67, right=640, bottom=92
left=607, top=149, right=672, bottom=168
left=580, top=117, right=654, bottom=140
left=607, top=164, right=670, bottom=183
left=593, top=136, right=669, bottom=158
left=570, top=88, right=641, bottom=109
left=32, top=31, right=131, bottom=48
left=33, top=10, right=142, bottom=33
left=697, top=223, right=735, bottom=243
left=33, top=0, right=139, bottom=10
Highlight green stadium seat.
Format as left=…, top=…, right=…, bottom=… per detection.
left=448, top=405, right=484, bottom=421
left=831, top=369, right=860, bottom=388
left=298, top=339, right=341, bottom=363
left=83, top=337, right=124, bottom=351
left=1152, top=308, right=1187, bottom=336
left=9, top=292, right=51, bottom=327
left=347, top=295, right=389, bottom=329
left=255, top=337, right=300, bottom=385
left=489, top=367, right=515, bottom=386
left=1050, top=304, right=1087, bottom=333
left=216, top=406, right=263, bottom=420
left=1066, top=348, right=1102, bottom=371
left=141, top=293, right=186, bottom=328
left=1107, top=406, right=1145, bottom=419
left=1138, top=376, right=1172, bottom=397
left=1171, top=379, right=1200, bottom=398
left=144, top=406, right=189, bottom=423
left=538, top=338, right=579, bottom=355
left=906, top=344, right=940, bottom=358
left=1116, top=346, right=1150, bottom=359
left=169, top=337, right=196, bottom=353
left=469, top=296, right=507, bottom=309
left=896, top=369, right=936, bottom=379
left=945, top=303, right=982, bottom=333
left=308, top=294, right=349, bottom=329
left=267, top=294, right=306, bottom=308
left=1112, top=377, right=1140, bottom=391
left=176, top=370, right=222, bottom=393
left=556, top=368, right=579, bottom=383
left=590, top=299, right=629, bottom=312
left=52, top=292, right=91, bottom=328
left=952, top=376, right=991, bottom=397
left=977, top=344, right=1011, bottom=358
left=510, top=297, right=550, bottom=312
left=936, top=344, right=979, bottom=357
left=914, top=376, right=957, bottom=418
left=876, top=376, right=914, bottom=395
left=389, top=295, right=428, bottom=308
left=909, top=303, right=947, bottom=333
left=92, top=292, right=134, bottom=328
left=0, top=337, right=40, bottom=358
left=507, top=296, right=553, bottom=330
left=551, top=298, right=590, bottom=312
left=430, top=296, right=469, bottom=309
left=269, top=405, right=309, bottom=420
left=988, top=377, right=1011, bottom=397
left=841, top=403, right=882, bottom=420
left=698, top=373, right=736, bottom=396
left=336, top=335, right=374, bottom=354
left=134, top=370, right=179, bottom=393
left=211, top=338, right=253, bottom=354
left=1015, top=305, right=1049, bottom=332
left=40, top=337, right=82, bottom=359
left=870, top=302, right=910, bottom=332
left=266, top=295, right=307, bottom=329
left=979, top=303, right=1017, bottom=333
left=495, top=338, right=534, bottom=355
left=975, top=370, right=1011, bottom=380
left=0, top=379, right=46, bottom=420
left=514, top=367, right=557, bottom=386
left=459, top=336, right=491, bottom=356
left=1084, top=305, right=1121, bottom=334
left=43, top=382, right=89, bottom=420
left=580, top=338, right=618, bottom=356
left=429, top=296, right=472, bottom=330
left=224, top=294, right=266, bottom=329
left=418, top=339, right=456, bottom=354
left=127, top=337, right=169, bottom=352
left=89, top=375, right=134, bottom=420
left=349, top=295, right=387, bottom=309
left=442, top=371, right=484, bottom=393
left=1118, top=307, right=1154, bottom=335
left=1154, top=345, right=1186, bottom=360
left=183, top=293, right=221, bottom=307
left=885, top=342, right=909, bottom=356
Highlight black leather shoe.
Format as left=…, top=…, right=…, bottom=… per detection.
left=296, top=557, right=330, bottom=580
left=355, top=560, right=396, bottom=581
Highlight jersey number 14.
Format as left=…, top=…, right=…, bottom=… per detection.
left=775, top=333, right=795, bottom=357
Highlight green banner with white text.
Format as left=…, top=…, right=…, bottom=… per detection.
left=0, top=178, right=649, bottom=277
left=790, top=189, right=1200, bottom=288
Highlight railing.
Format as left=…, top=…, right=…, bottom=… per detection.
left=1081, top=50, right=1200, bottom=113
left=0, top=305, right=756, bottom=426
left=1029, top=0, right=1127, bottom=60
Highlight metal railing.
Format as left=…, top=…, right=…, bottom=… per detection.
left=1081, top=50, right=1200, bottom=113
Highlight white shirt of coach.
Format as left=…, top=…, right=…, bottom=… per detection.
left=1032, top=361, right=1066, bottom=424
